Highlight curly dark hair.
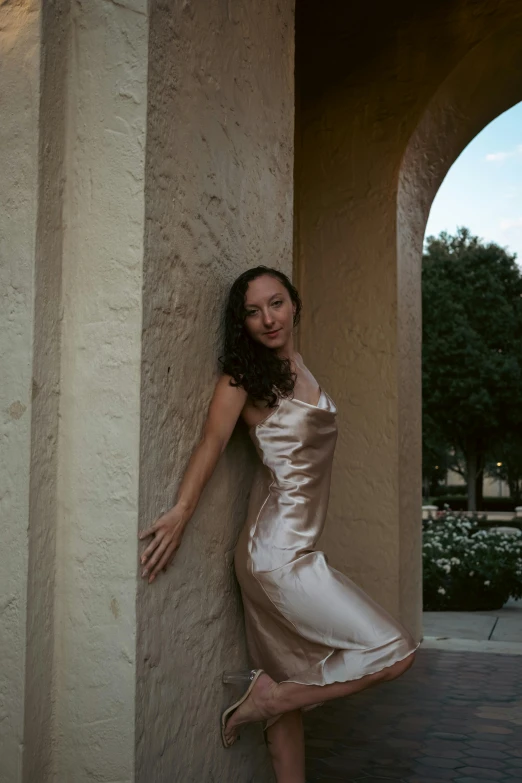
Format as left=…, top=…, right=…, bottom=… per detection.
left=219, top=266, right=302, bottom=407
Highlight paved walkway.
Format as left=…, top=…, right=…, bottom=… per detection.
left=304, top=601, right=522, bottom=782
left=423, top=597, right=522, bottom=652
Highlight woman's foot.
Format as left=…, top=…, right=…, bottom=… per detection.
left=223, top=672, right=279, bottom=745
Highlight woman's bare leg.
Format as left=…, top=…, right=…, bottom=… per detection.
left=224, top=650, right=416, bottom=746
left=274, top=651, right=416, bottom=714
left=265, top=710, right=305, bottom=783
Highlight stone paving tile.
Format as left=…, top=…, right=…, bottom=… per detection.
left=464, top=748, right=509, bottom=760
left=304, top=648, right=522, bottom=783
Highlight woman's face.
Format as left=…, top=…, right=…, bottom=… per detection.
left=243, top=275, right=295, bottom=350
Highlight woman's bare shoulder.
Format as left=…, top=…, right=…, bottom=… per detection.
left=215, top=373, right=245, bottom=395
left=214, top=376, right=272, bottom=429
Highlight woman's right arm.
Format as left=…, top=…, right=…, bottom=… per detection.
left=139, top=374, right=247, bottom=583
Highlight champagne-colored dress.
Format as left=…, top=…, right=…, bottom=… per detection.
left=234, top=388, right=419, bottom=696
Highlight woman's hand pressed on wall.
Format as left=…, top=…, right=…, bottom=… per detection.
left=139, top=504, right=188, bottom=583
left=138, top=375, right=247, bottom=584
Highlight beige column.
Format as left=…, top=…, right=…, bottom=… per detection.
left=3, top=2, right=294, bottom=780
left=50, top=2, right=148, bottom=781
left=0, top=3, right=41, bottom=781
left=136, top=1, right=295, bottom=780
left=18, top=1, right=148, bottom=781
left=23, top=2, right=68, bottom=779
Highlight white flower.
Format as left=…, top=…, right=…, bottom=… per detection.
left=450, top=558, right=461, bottom=565
left=469, top=571, right=474, bottom=576
left=438, top=587, right=446, bottom=595
left=484, top=580, right=491, bottom=586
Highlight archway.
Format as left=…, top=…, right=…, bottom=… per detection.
left=295, top=0, right=522, bottom=638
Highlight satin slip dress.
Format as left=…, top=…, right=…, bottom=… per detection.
left=234, top=387, right=419, bottom=696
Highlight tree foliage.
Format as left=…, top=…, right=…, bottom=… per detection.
left=485, top=432, right=522, bottom=505
left=422, top=227, right=522, bottom=510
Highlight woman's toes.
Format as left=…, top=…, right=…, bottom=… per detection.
left=224, top=721, right=238, bottom=746
left=227, top=675, right=275, bottom=726
left=222, top=672, right=278, bottom=747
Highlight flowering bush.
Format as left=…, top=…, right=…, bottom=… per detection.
left=423, top=508, right=522, bottom=610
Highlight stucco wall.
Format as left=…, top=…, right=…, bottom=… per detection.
left=295, top=0, right=522, bottom=638
left=11, top=2, right=149, bottom=781
left=137, top=1, right=295, bottom=780
left=22, top=3, right=70, bottom=781
left=50, top=2, right=148, bottom=780
left=6, top=2, right=522, bottom=781
left=0, top=3, right=40, bottom=781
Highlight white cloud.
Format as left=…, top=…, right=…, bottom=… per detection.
left=486, top=151, right=512, bottom=162
left=503, top=186, right=521, bottom=199
left=500, top=217, right=522, bottom=230
left=485, top=144, right=522, bottom=162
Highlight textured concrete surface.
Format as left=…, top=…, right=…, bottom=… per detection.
left=295, top=0, right=522, bottom=641
left=491, top=618, right=522, bottom=644
left=136, top=1, right=294, bottom=781
left=423, top=614, right=506, bottom=643
left=422, top=639, right=522, bottom=656
left=50, top=3, right=148, bottom=781
left=304, top=646, right=522, bottom=782
left=22, top=3, right=68, bottom=781
left=424, top=599, right=522, bottom=644
left=1, top=1, right=148, bottom=781
left=0, top=3, right=40, bottom=781
left=5, top=2, right=522, bottom=782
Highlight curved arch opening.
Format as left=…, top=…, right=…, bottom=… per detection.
left=296, top=2, right=522, bottom=636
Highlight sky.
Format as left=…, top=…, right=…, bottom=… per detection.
left=425, top=100, right=522, bottom=267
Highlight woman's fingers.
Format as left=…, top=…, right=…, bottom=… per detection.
left=140, top=530, right=164, bottom=565
left=150, top=546, right=177, bottom=581
left=138, top=521, right=159, bottom=540
left=162, top=552, right=176, bottom=573
left=147, top=540, right=178, bottom=582
left=144, top=540, right=168, bottom=578
left=139, top=510, right=184, bottom=583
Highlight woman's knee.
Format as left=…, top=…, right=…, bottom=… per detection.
left=393, top=650, right=416, bottom=677
left=382, top=650, right=416, bottom=682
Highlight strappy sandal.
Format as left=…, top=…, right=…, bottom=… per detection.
left=220, top=668, right=264, bottom=748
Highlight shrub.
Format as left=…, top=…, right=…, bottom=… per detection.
left=423, top=508, right=522, bottom=610
left=429, top=495, right=517, bottom=513
left=432, top=485, right=473, bottom=497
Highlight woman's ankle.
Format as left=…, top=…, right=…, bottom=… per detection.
left=263, top=679, right=284, bottom=717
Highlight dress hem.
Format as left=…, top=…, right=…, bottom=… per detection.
left=281, top=638, right=420, bottom=687
left=262, top=639, right=421, bottom=731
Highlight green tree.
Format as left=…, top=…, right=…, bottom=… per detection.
left=422, top=420, right=452, bottom=500
left=485, top=432, right=522, bottom=506
left=422, top=227, right=522, bottom=511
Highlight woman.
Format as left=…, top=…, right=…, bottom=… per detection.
left=139, top=266, right=419, bottom=782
